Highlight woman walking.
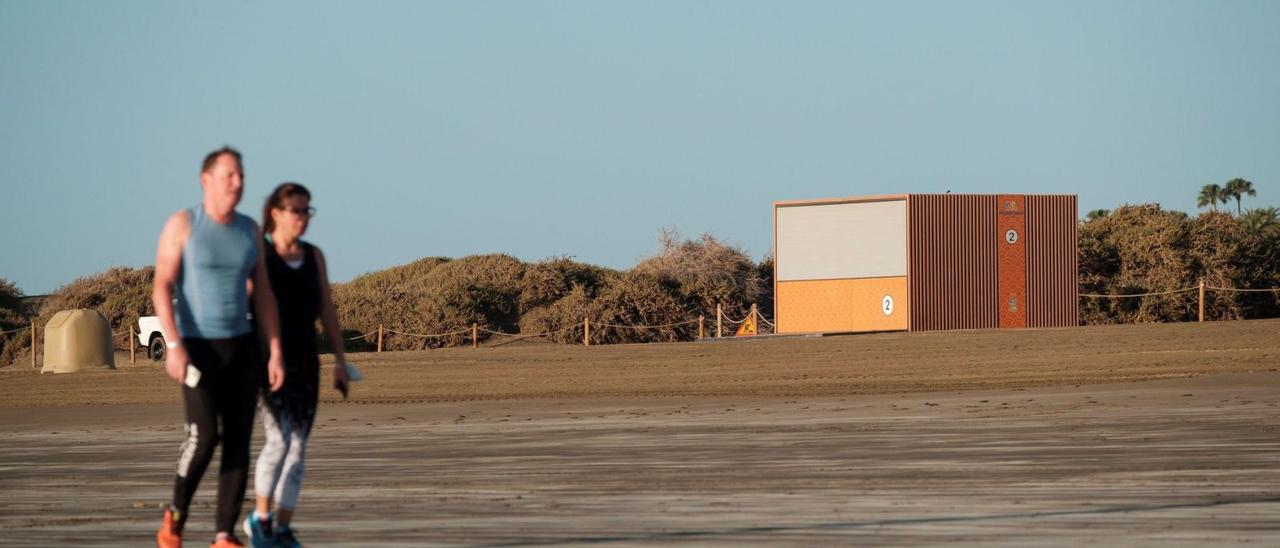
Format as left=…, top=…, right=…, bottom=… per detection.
left=243, top=182, right=351, bottom=548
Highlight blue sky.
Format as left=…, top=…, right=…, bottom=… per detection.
left=2, top=1, right=1278, bottom=294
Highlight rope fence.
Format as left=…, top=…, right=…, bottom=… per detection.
left=593, top=318, right=700, bottom=330
left=6, top=280, right=1278, bottom=367
left=3, top=323, right=145, bottom=368
left=476, top=324, right=582, bottom=348
left=1, top=307, right=764, bottom=368
left=478, top=325, right=579, bottom=337
left=385, top=327, right=471, bottom=339
left=334, top=307, right=771, bottom=354
left=1078, top=279, right=1280, bottom=323
left=1077, top=286, right=1199, bottom=298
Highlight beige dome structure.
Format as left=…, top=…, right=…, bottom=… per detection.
left=41, top=309, right=116, bottom=374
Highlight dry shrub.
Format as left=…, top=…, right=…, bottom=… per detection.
left=1079, top=205, right=1193, bottom=324
left=756, top=252, right=775, bottom=318
left=633, top=230, right=765, bottom=321
left=1078, top=205, right=1280, bottom=324
left=0, top=278, right=24, bottom=328
left=420, top=254, right=525, bottom=344
left=1, top=267, right=154, bottom=366
left=1188, top=210, right=1280, bottom=319
left=331, top=257, right=450, bottom=349
left=519, top=272, right=691, bottom=343
left=521, top=273, right=692, bottom=345
left=333, top=254, right=526, bottom=350
left=42, top=267, right=155, bottom=342
left=518, top=284, right=591, bottom=344
left=0, top=278, right=28, bottom=366
left=585, top=271, right=692, bottom=344
left=518, top=257, right=615, bottom=313
left=520, top=231, right=770, bottom=346
left=518, top=232, right=772, bottom=345
left=1186, top=211, right=1251, bottom=321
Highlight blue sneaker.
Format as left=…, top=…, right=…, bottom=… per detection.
left=273, top=524, right=302, bottom=548
left=242, top=512, right=274, bottom=548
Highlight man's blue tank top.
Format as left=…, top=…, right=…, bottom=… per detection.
left=175, top=206, right=258, bottom=339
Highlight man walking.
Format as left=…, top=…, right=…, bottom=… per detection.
left=153, top=146, right=286, bottom=548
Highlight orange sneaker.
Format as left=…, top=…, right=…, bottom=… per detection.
left=156, top=507, right=184, bottom=548
left=210, top=535, right=246, bottom=547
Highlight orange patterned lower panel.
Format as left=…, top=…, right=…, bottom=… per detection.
left=776, top=277, right=909, bottom=333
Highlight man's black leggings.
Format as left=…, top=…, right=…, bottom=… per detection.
left=171, top=334, right=259, bottom=533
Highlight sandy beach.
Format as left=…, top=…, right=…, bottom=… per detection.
left=1, top=320, right=1278, bottom=546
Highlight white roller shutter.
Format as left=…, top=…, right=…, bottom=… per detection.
left=776, top=199, right=907, bottom=281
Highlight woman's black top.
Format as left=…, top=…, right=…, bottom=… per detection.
left=266, top=240, right=321, bottom=364
left=262, top=239, right=323, bottom=423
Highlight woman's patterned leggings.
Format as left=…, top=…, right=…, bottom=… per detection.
left=253, top=396, right=315, bottom=510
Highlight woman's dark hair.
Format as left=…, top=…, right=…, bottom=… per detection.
left=262, top=182, right=312, bottom=234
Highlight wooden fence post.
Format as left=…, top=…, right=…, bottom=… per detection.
left=472, top=323, right=478, bottom=349
left=716, top=304, right=722, bottom=338
left=377, top=324, right=384, bottom=352
left=698, top=315, right=705, bottom=339
left=129, top=325, right=136, bottom=364
left=31, top=321, right=37, bottom=368
left=1198, top=279, right=1206, bottom=322
left=583, top=318, right=591, bottom=346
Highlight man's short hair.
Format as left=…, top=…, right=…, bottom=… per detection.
left=201, top=146, right=243, bottom=174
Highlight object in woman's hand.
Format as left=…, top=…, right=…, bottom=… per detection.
left=344, top=362, right=364, bottom=382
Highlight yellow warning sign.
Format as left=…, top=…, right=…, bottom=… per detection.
left=735, top=310, right=757, bottom=336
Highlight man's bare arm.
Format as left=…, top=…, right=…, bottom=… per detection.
left=153, top=210, right=190, bottom=381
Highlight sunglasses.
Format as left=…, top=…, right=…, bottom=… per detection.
left=279, top=206, right=317, bottom=217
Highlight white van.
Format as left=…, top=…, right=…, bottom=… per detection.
left=137, top=316, right=168, bottom=362
left=137, top=313, right=253, bottom=362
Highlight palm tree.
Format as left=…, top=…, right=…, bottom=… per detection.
left=1240, top=206, right=1279, bottom=236
left=1223, top=178, right=1257, bottom=214
left=1197, top=183, right=1224, bottom=211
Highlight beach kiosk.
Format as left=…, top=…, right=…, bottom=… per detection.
left=773, top=194, right=1079, bottom=334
